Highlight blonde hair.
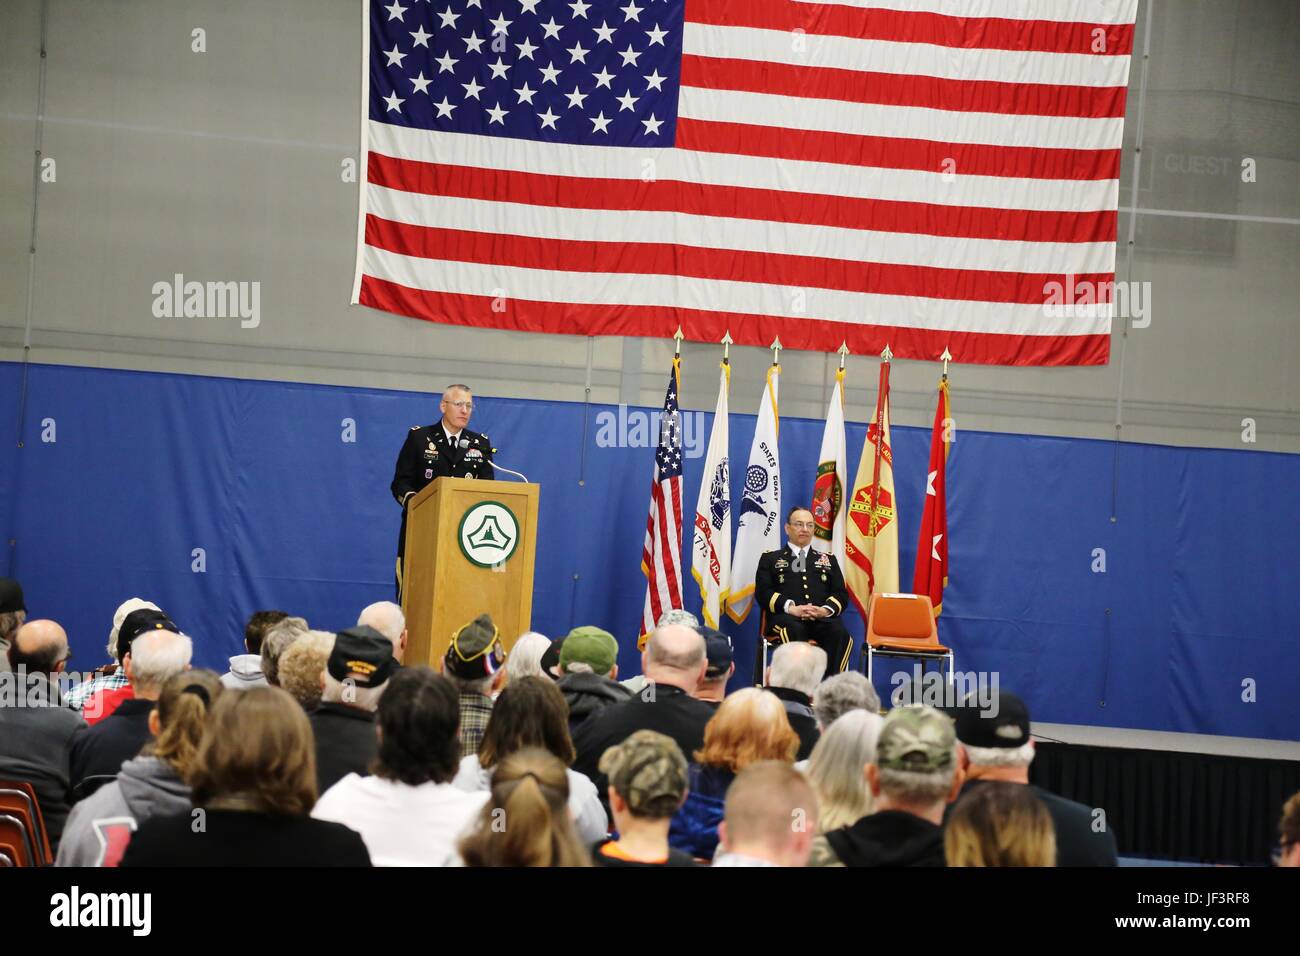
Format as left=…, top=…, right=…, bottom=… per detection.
left=944, top=783, right=1056, bottom=867
left=144, top=670, right=223, bottom=780
left=458, top=748, right=591, bottom=867
left=278, top=631, right=335, bottom=710
left=806, top=709, right=882, bottom=832
left=695, top=688, right=799, bottom=772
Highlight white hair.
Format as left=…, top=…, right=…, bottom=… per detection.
left=769, top=642, right=826, bottom=697
left=357, top=601, right=405, bottom=648
left=106, top=598, right=160, bottom=659
left=812, top=671, right=881, bottom=729
left=806, top=710, right=884, bottom=831
left=964, top=741, right=1035, bottom=769
left=878, top=765, right=956, bottom=805
left=127, top=630, right=192, bottom=692
left=505, top=632, right=551, bottom=681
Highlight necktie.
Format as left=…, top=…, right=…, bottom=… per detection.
left=793, top=549, right=806, bottom=573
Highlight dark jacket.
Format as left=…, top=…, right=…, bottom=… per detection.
left=558, top=671, right=633, bottom=734
left=572, top=682, right=715, bottom=800
left=768, top=686, right=820, bottom=761
left=0, top=679, right=86, bottom=848
left=950, top=780, right=1119, bottom=867
left=669, top=763, right=733, bottom=860
left=591, top=839, right=701, bottom=867
left=120, top=809, right=371, bottom=867
left=309, top=703, right=379, bottom=794
left=820, top=810, right=946, bottom=867
left=69, top=698, right=154, bottom=799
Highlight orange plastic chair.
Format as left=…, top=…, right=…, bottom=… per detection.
left=863, top=592, right=953, bottom=685
left=0, top=782, right=53, bottom=866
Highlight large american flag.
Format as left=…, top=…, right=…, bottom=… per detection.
left=641, top=358, right=684, bottom=635
left=353, top=0, right=1138, bottom=366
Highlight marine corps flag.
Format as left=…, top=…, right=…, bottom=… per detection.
left=727, top=362, right=781, bottom=623
left=811, top=366, right=848, bottom=566
left=914, top=379, right=952, bottom=616
left=692, top=361, right=731, bottom=628
left=845, top=354, right=900, bottom=621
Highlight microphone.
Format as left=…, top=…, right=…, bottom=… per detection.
left=486, top=459, right=530, bottom=483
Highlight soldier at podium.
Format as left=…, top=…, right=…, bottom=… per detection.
left=391, top=384, right=494, bottom=600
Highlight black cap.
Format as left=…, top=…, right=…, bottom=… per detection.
left=0, top=578, right=25, bottom=615
left=328, top=626, right=398, bottom=688
left=696, top=626, right=733, bottom=680
left=117, top=608, right=179, bottom=660
left=952, top=691, right=1031, bottom=749
left=539, top=635, right=565, bottom=679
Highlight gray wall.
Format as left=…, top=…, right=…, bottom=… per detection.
left=2, top=0, right=1298, bottom=451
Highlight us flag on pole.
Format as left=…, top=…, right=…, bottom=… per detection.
left=641, top=358, right=685, bottom=638
left=353, top=0, right=1138, bottom=366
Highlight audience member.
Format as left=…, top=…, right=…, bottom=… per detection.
left=0, top=619, right=84, bottom=849
left=505, top=631, right=551, bottom=683
left=538, top=634, right=566, bottom=679
left=694, top=626, right=735, bottom=705
left=948, top=691, right=1118, bottom=866
left=572, top=623, right=713, bottom=803
left=120, top=686, right=370, bottom=866
left=1276, top=790, right=1300, bottom=867
left=442, top=614, right=507, bottom=757
left=945, top=781, right=1055, bottom=867
left=221, top=610, right=286, bottom=689
left=278, top=631, right=335, bottom=712
left=556, top=625, right=631, bottom=733
left=310, top=627, right=395, bottom=793
left=357, top=601, right=407, bottom=663
left=0, top=577, right=26, bottom=673
left=81, top=606, right=179, bottom=724
left=624, top=609, right=699, bottom=694
left=805, top=710, right=883, bottom=832
left=810, top=705, right=961, bottom=867
left=259, top=615, right=310, bottom=686
left=592, top=730, right=698, bottom=867
left=313, top=667, right=487, bottom=865
left=812, top=671, right=881, bottom=730
left=453, top=676, right=607, bottom=843
left=767, top=642, right=826, bottom=760
left=57, top=670, right=223, bottom=866
left=459, top=748, right=591, bottom=867
left=714, top=762, right=819, bottom=867
left=70, top=628, right=192, bottom=798
left=671, top=687, right=800, bottom=859
left=63, top=598, right=158, bottom=712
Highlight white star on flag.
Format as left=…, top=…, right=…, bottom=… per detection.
left=926, top=469, right=938, bottom=496
left=410, top=71, right=432, bottom=94
left=641, top=113, right=663, bottom=135
left=434, top=96, right=456, bottom=118
left=384, top=45, right=406, bottom=67
left=436, top=7, right=458, bottom=29
left=931, top=534, right=944, bottom=561
left=590, top=110, right=613, bottom=133
left=485, top=102, right=508, bottom=124
left=410, top=25, right=432, bottom=47
left=384, top=1, right=407, bottom=22
left=537, top=106, right=560, bottom=129
left=383, top=91, right=404, bottom=112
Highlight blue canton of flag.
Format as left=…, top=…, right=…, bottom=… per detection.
left=370, top=0, right=683, bottom=147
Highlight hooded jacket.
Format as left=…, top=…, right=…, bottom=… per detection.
left=55, top=756, right=191, bottom=866
left=557, top=671, right=633, bottom=734
left=221, top=654, right=267, bottom=690
left=817, top=810, right=946, bottom=867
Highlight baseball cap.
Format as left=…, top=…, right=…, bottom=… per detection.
left=951, top=691, right=1031, bottom=749
left=0, top=578, right=25, bottom=614
left=876, top=705, right=956, bottom=773
left=559, top=626, right=618, bottom=676
left=539, top=635, right=565, bottom=678
left=598, top=730, right=689, bottom=818
left=444, top=613, right=505, bottom=680
left=696, top=625, right=733, bottom=680
left=117, top=608, right=180, bottom=660
left=327, top=626, right=398, bottom=688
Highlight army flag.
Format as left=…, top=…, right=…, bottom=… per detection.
left=811, top=367, right=848, bottom=566
left=914, top=379, right=953, bottom=616
left=727, top=363, right=782, bottom=623
left=692, top=361, right=732, bottom=628
left=845, top=358, right=900, bottom=621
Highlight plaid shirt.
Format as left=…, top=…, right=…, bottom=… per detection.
left=459, top=693, right=494, bottom=759
left=64, top=671, right=129, bottom=712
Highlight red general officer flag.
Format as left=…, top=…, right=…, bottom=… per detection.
left=913, top=379, right=952, bottom=616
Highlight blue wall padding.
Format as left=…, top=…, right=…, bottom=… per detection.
left=2, top=362, right=1296, bottom=740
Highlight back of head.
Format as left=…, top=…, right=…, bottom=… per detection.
left=147, top=669, right=224, bottom=780
left=599, top=729, right=689, bottom=820
left=443, top=614, right=506, bottom=696
left=806, top=710, right=883, bottom=831
left=644, top=623, right=705, bottom=684
left=376, top=666, right=461, bottom=785
left=357, top=601, right=406, bottom=652
left=953, top=691, right=1034, bottom=770
left=106, top=598, right=159, bottom=660
left=458, top=748, right=590, bottom=867
left=696, top=687, right=800, bottom=773
left=656, top=609, right=699, bottom=629
left=724, top=761, right=819, bottom=859
left=505, top=632, right=551, bottom=682
left=9, top=619, right=69, bottom=676
left=190, top=685, right=317, bottom=815
left=128, top=630, right=193, bottom=694
left=259, top=616, right=310, bottom=685
left=812, top=671, right=881, bottom=729
left=278, top=631, right=335, bottom=711
left=321, top=626, right=397, bottom=712
left=944, top=782, right=1055, bottom=867
left=875, top=705, right=958, bottom=808
left=559, top=625, right=619, bottom=679
left=769, top=642, right=826, bottom=697
left=243, top=610, right=289, bottom=655
left=478, top=676, right=575, bottom=769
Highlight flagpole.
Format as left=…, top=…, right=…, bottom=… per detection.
left=770, top=336, right=783, bottom=367
left=940, top=346, right=952, bottom=382
left=869, top=345, right=892, bottom=524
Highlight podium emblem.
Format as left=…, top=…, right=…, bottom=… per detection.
left=458, top=501, right=520, bottom=568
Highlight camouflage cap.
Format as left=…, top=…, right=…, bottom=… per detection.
left=598, top=730, right=689, bottom=818
left=876, top=705, right=956, bottom=773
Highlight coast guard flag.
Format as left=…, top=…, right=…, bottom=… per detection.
left=811, top=366, right=848, bottom=566
left=727, top=363, right=781, bottom=623
left=640, top=358, right=684, bottom=638
left=691, top=361, right=731, bottom=628
left=845, top=357, right=899, bottom=620
left=913, top=378, right=952, bottom=616
left=353, top=0, right=1139, bottom=367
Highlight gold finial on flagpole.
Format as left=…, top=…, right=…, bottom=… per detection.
left=673, top=326, right=684, bottom=356
left=881, top=343, right=893, bottom=363
left=940, top=347, right=952, bottom=380
left=721, top=330, right=733, bottom=363
left=837, top=342, right=849, bottom=370
left=770, top=336, right=783, bottom=365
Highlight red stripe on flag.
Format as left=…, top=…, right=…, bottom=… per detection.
left=368, top=154, right=1118, bottom=244
left=685, top=0, right=1134, bottom=56
left=652, top=479, right=683, bottom=609
left=358, top=277, right=1111, bottom=367
left=366, top=216, right=1115, bottom=307
left=676, top=119, right=1122, bottom=181
left=681, top=55, right=1129, bottom=119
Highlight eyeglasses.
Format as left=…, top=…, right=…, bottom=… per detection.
left=446, top=400, right=474, bottom=411
left=789, top=521, right=815, bottom=530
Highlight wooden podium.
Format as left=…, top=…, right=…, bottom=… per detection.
left=400, top=477, right=540, bottom=669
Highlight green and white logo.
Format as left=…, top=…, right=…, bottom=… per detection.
left=458, top=501, right=519, bottom=568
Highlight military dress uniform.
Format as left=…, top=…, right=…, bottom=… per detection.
left=755, top=545, right=853, bottom=676
left=390, top=423, right=493, bottom=600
